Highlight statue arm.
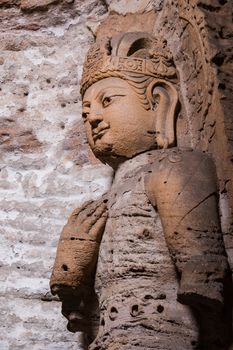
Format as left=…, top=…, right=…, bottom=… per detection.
left=145, top=149, right=229, bottom=309
left=145, top=149, right=222, bottom=249
left=50, top=196, right=108, bottom=334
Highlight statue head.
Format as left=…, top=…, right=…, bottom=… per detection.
left=80, top=32, right=179, bottom=168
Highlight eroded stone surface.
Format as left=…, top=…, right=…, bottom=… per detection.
left=20, top=0, right=62, bottom=12
left=1, top=0, right=233, bottom=349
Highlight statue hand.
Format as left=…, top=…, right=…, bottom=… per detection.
left=66, top=195, right=108, bottom=244
left=50, top=196, right=108, bottom=332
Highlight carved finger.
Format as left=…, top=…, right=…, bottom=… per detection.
left=71, top=198, right=105, bottom=226
left=69, top=200, right=94, bottom=224
left=81, top=200, right=108, bottom=235
left=88, top=214, right=108, bottom=243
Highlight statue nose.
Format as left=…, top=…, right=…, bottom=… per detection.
left=89, top=112, right=103, bottom=129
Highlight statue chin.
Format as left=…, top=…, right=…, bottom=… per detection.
left=91, top=140, right=146, bottom=168
left=91, top=136, right=157, bottom=167
left=92, top=145, right=128, bottom=168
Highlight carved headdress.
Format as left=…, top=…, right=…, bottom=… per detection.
left=80, top=32, right=177, bottom=97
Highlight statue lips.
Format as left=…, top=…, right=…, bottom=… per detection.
left=92, top=126, right=109, bottom=142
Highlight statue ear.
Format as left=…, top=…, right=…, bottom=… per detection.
left=146, top=80, right=178, bottom=148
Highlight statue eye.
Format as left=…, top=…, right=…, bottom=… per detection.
left=102, top=96, right=112, bottom=108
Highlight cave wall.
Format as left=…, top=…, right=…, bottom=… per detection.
left=1, top=0, right=232, bottom=349
left=0, top=1, right=113, bottom=349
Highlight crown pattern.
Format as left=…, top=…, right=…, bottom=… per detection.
left=80, top=34, right=177, bottom=96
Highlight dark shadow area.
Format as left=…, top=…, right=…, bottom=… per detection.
left=190, top=270, right=233, bottom=350
left=60, top=289, right=100, bottom=350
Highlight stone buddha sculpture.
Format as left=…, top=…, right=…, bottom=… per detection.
left=50, top=32, right=231, bottom=350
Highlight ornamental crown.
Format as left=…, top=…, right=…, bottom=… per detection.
left=80, top=32, right=177, bottom=97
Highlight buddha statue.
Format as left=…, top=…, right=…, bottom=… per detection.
left=50, top=32, right=231, bottom=350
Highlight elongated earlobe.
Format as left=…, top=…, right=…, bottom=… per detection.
left=146, top=80, right=178, bottom=148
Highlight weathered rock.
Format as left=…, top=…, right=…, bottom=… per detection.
left=0, top=118, right=42, bottom=152
left=96, top=10, right=158, bottom=38
left=0, top=0, right=19, bottom=6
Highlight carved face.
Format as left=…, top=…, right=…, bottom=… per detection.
left=82, top=77, right=156, bottom=166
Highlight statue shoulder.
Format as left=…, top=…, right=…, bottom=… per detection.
left=145, top=148, right=217, bottom=206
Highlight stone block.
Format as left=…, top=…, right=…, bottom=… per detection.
left=20, top=0, right=60, bottom=12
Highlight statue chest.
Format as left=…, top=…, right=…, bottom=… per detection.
left=92, top=154, right=198, bottom=350
left=96, top=167, right=172, bottom=286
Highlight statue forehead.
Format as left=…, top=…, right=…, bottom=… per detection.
left=83, top=77, right=131, bottom=101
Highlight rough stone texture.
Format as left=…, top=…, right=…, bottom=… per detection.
left=1, top=0, right=233, bottom=349
left=153, top=0, right=233, bottom=277
left=94, top=152, right=199, bottom=350
left=196, top=0, right=233, bottom=263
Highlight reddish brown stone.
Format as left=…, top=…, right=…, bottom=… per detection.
left=0, top=118, right=42, bottom=153
left=20, top=0, right=60, bottom=12
left=96, top=10, right=157, bottom=39
left=0, top=0, right=20, bottom=6
left=62, top=120, right=90, bottom=166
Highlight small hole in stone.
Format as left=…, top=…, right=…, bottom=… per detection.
left=62, top=264, right=68, bottom=271
left=141, top=228, right=151, bottom=239
left=218, top=0, right=227, bottom=5
left=164, top=181, right=167, bottom=184
left=103, top=199, right=108, bottom=203
left=131, top=304, right=139, bottom=316
left=24, top=92, right=29, bottom=96
left=157, top=293, right=166, bottom=300
left=61, top=102, right=66, bottom=108
left=110, top=306, right=118, bottom=314
left=144, top=294, right=153, bottom=300
left=191, top=340, right=197, bottom=346
left=218, top=82, right=226, bottom=90
left=109, top=306, right=118, bottom=320
left=70, top=237, right=75, bottom=240
left=211, top=53, right=225, bottom=66
left=157, top=305, right=164, bottom=313
left=100, top=318, right=105, bottom=326
left=174, top=231, right=179, bottom=235
left=1, top=133, right=10, bottom=138
left=46, top=78, right=51, bottom=83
